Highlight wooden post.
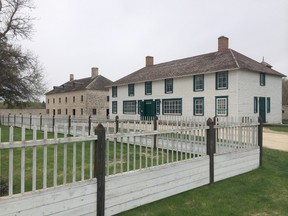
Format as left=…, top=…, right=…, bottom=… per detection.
left=40, top=115, right=42, bottom=131
left=21, top=114, right=23, bottom=127
left=115, top=115, right=119, bottom=133
left=258, top=116, right=263, bottom=166
left=8, top=113, right=10, bottom=126
left=88, top=115, right=91, bottom=136
left=30, top=113, right=32, bottom=130
left=68, top=115, right=71, bottom=135
left=206, top=118, right=215, bottom=184
left=52, top=115, right=55, bottom=133
left=153, top=116, right=158, bottom=149
left=94, top=123, right=106, bottom=216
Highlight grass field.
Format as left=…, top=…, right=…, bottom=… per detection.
left=0, top=125, right=190, bottom=196
left=118, top=148, right=288, bottom=216
left=265, top=125, right=288, bottom=133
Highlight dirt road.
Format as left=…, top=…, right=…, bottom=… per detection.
left=263, top=128, right=288, bottom=152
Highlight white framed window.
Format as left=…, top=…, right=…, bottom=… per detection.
left=193, top=97, right=204, bottom=116
left=215, top=96, right=228, bottom=116
left=216, top=71, right=228, bottom=90
left=194, top=75, right=204, bottom=91
left=123, top=100, right=136, bottom=114
left=162, top=99, right=182, bottom=115
left=165, top=79, right=173, bottom=94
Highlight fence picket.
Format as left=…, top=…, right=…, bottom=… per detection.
left=9, top=126, right=14, bottom=196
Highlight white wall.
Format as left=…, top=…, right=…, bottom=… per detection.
left=237, top=70, right=282, bottom=123
left=110, top=70, right=282, bottom=123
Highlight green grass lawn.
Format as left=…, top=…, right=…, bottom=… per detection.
left=265, top=125, right=288, bottom=133
left=118, top=148, right=288, bottom=216
left=0, top=125, right=191, bottom=196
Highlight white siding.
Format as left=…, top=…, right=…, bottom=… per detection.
left=237, top=70, right=282, bottom=123
left=110, top=69, right=282, bottom=123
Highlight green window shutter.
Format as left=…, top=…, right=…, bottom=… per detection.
left=254, top=97, right=258, bottom=113
left=267, top=97, right=271, bottom=113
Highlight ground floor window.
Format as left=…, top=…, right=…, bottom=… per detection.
left=193, top=97, right=204, bottom=116
left=162, top=99, right=182, bottom=115
left=215, top=96, right=228, bottom=116
left=123, top=100, right=136, bottom=114
left=112, top=101, right=117, bottom=114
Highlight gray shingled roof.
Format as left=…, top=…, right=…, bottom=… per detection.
left=46, top=75, right=113, bottom=95
left=111, top=49, right=285, bottom=86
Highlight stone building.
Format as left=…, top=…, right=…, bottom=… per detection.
left=45, top=68, right=113, bottom=117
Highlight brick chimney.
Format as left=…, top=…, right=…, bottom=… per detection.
left=218, top=36, right=229, bottom=51
left=146, top=56, right=154, bottom=66
left=70, top=74, right=74, bottom=81
left=91, top=67, right=98, bottom=78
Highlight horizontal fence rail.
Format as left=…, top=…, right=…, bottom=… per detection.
left=0, top=125, right=97, bottom=197
left=0, top=116, right=262, bottom=198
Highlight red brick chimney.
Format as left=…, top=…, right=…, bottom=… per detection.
left=218, top=36, right=229, bottom=51
left=146, top=56, right=154, bottom=66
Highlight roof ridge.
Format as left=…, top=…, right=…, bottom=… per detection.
left=229, top=49, right=240, bottom=68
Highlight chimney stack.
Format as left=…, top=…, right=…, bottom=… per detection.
left=146, top=56, right=154, bottom=66
left=91, top=67, right=99, bottom=78
left=70, top=74, right=74, bottom=81
left=218, top=36, right=229, bottom=51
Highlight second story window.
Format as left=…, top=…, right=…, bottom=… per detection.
left=59, top=98, right=61, bottom=103
left=193, top=75, right=204, bottom=91
left=65, top=97, right=67, bottom=103
left=145, top=81, right=152, bottom=95
left=128, top=84, right=134, bottom=96
left=81, top=95, right=84, bottom=102
left=73, top=96, right=75, bottom=103
left=216, top=71, right=228, bottom=90
left=53, top=98, right=55, bottom=104
left=112, top=86, right=117, bottom=98
left=260, top=73, right=266, bottom=86
left=165, top=78, right=173, bottom=94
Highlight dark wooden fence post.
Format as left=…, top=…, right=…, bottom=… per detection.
left=207, top=118, right=216, bottom=184
left=14, top=114, right=16, bottom=126
left=88, top=115, right=92, bottom=135
left=8, top=113, right=10, bottom=126
left=94, top=123, right=106, bottom=216
left=68, top=115, right=71, bottom=135
left=153, top=116, right=158, bottom=149
left=40, top=114, right=42, bottom=131
left=258, top=116, right=263, bottom=166
left=52, top=115, right=55, bottom=133
left=29, top=113, right=32, bottom=130
left=115, top=115, right=119, bottom=133
left=21, top=114, right=23, bottom=127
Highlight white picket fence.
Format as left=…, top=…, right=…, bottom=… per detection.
left=0, top=116, right=261, bottom=215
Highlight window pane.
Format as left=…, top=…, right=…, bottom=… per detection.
left=112, top=86, right=117, bottom=97
left=216, top=97, right=228, bottom=116
left=112, top=101, right=117, bottom=114
left=145, top=81, right=152, bottom=95
left=128, top=84, right=134, bottom=96
left=194, top=98, right=204, bottom=115
left=163, top=99, right=182, bottom=115
left=194, top=75, right=204, bottom=91
left=216, top=72, right=228, bottom=89
left=123, top=101, right=136, bottom=114
left=165, top=79, right=173, bottom=93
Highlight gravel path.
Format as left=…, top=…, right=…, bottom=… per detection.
left=263, top=128, right=288, bottom=152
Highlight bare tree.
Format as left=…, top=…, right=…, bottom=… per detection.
left=0, top=0, right=46, bottom=107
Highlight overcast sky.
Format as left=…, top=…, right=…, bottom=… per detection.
left=24, top=0, right=288, bottom=95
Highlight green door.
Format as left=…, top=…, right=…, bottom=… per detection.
left=140, top=100, right=156, bottom=118
left=259, top=97, right=266, bottom=123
